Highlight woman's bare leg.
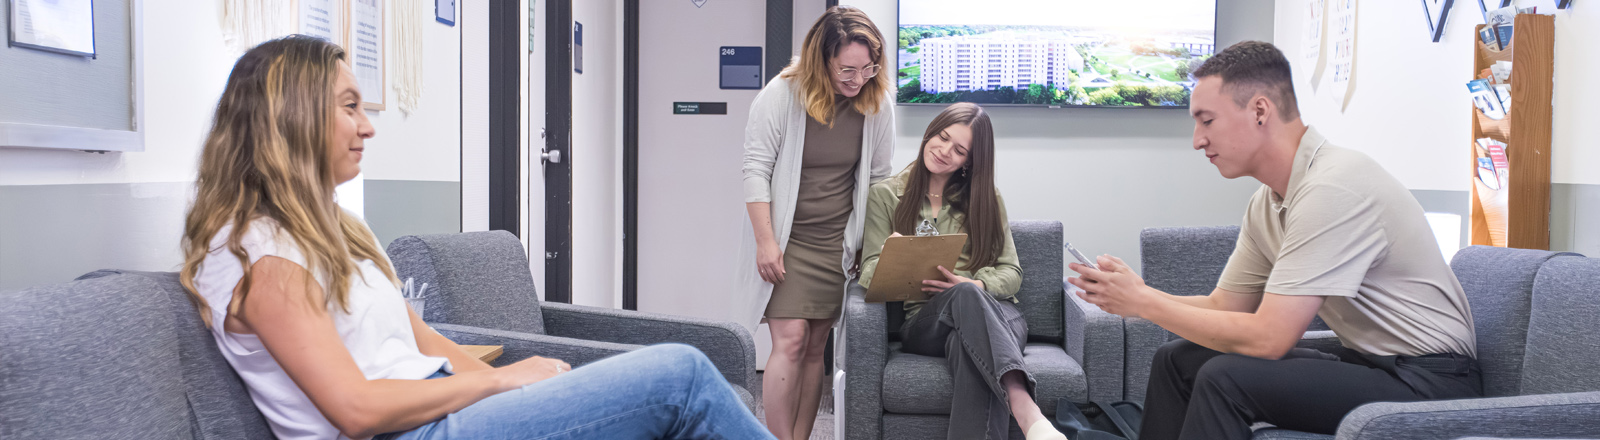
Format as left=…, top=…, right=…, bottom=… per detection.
left=763, top=318, right=811, bottom=440
left=790, top=318, right=835, bottom=439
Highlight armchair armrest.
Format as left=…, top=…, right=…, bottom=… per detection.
left=1064, top=280, right=1126, bottom=403
left=1123, top=317, right=1171, bottom=403
left=432, top=323, right=639, bottom=368
left=539, top=302, right=757, bottom=391
left=1296, top=330, right=1343, bottom=353
left=842, top=283, right=887, bottom=440
left=1337, top=391, right=1600, bottom=440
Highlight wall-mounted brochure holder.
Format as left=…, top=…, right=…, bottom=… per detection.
left=1468, top=14, right=1553, bottom=250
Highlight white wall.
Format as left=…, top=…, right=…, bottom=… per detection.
left=461, top=0, right=490, bottom=233
left=570, top=0, right=625, bottom=308
left=0, top=1, right=462, bottom=287
left=0, top=1, right=461, bottom=187
left=1272, top=0, right=1598, bottom=188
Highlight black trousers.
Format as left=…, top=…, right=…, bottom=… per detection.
left=1141, top=339, right=1482, bottom=440
left=901, top=282, right=1033, bottom=440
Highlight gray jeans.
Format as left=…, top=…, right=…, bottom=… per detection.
left=900, top=282, right=1034, bottom=440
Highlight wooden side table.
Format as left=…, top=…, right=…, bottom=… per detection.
left=460, top=345, right=504, bottom=364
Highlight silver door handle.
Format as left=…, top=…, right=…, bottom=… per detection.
left=542, top=149, right=562, bottom=164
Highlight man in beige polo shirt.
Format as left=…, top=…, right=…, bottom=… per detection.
left=1067, top=41, right=1481, bottom=440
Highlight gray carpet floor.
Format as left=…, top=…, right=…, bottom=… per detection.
left=752, top=372, right=837, bottom=440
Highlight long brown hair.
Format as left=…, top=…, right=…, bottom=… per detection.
left=893, top=103, right=1003, bottom=271
left=779, top=6, right=891, bottom=125
left=180, top=35, right=398, bottom=326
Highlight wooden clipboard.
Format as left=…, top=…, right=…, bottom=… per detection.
left=864, top=234, right=967, bottom=303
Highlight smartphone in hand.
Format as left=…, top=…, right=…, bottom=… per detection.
left=1064, top=242, right=1098, bottom=270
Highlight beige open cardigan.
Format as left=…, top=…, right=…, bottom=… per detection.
left=733, top=77, right=896, bottom=334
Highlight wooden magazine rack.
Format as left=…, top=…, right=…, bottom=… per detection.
left=1469, top=14, right=1554, bottom=250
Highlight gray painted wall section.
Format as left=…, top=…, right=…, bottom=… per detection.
left=1412, top=189, right=1471, bottom=251
left=364, top=180, right=463, bottom=250
left=1552, top=183, right=1600, bottom=256
left=1, top=180, right=462, bottom=292
left=1, top=182, right=191, bottom=292
left=1411, top=185, right=1600, bottom=258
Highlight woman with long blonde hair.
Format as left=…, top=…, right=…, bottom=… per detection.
left=181, top=35, right=770, bottom=440
left=736, top=5, right=896, bottom=439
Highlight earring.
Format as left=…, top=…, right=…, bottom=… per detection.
left=961, top=167, right=969, bottom=177
left=1258, top=120, right=1263, bottom=126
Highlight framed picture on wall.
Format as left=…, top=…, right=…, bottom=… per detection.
left=297, top=0, right=343, bottom=44
left=1421, top=0, right=1454, bottom=42
left=349, top=0, right=386, bottom=110
left=7, top=0, right=97, bottom=57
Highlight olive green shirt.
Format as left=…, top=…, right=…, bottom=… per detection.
left=858, top=170, right=1022, bottom=320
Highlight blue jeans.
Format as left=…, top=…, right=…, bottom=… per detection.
left=380, top=344, right=773, bottom=440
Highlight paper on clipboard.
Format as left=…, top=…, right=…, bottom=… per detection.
left=864, top=234, right=967, bottom=303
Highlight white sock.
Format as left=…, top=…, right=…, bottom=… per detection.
left=1026, top=419, right=1068, bottom=440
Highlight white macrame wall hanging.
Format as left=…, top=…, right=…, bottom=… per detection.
left=219, top=0, right=295, bottom=55
left=392, top=0, right=424, bottom=115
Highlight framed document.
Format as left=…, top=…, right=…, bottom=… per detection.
left=349, top=0, right=385, bottom=110
left=8, top=0, right=96, bottom=57
left=297, top=0, right=341, bottom=44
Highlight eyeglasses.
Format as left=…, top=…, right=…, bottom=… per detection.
left=836, top=64, right=881, bottom=81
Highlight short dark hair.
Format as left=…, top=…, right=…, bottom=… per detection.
left=1192, top=41, right=1299, bottom=122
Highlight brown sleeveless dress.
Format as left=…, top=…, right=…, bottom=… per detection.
left=764, top=97, right=864, bottom=320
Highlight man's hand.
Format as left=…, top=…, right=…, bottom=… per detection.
left=1068, top=254, right=1159, bottom=319
left=923, top=265, right=984, bottom=294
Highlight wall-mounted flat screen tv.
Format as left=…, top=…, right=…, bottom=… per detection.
left=896, top=0, right=1217, bottom=108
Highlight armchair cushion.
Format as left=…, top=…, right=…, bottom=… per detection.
left=75, top=270, right=274, bottom=440
left=1, top=275, right=191, bottom=439
left=1335, top=391, right=1600, bottom=440
left=387, top=231, right=546, bottom=334
left=880, top=344, right=1086, bottom=416
left=1068, top=284, right=1125, bottom=403
left=1011, top=220, right=1067, bottom=344
left=1449, top=246, right=1574, bottom=397
left=1521, top=256, right=1600, bottom=395
left=843, top=284, right=889, bottom=440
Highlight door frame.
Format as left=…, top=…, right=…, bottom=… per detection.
left=544, top=0, right=575, bottom=303
left=622, top=0, right=640, bottom=310
left=490, top=0, right=521, bottom=237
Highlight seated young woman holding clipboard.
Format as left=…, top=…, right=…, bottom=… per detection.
left=858, top=103, right=1066, bottom=440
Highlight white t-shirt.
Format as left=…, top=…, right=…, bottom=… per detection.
left=194, top=217, right=448, bottom=440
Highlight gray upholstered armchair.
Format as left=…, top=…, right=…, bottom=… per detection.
left=1128, top=226, right=1600, bottom=439
left=385, top=231, right=759, bottom=408
left=1254, top=248, right=1600, bottom=439
left=840, top=220, right=1124, bottom=440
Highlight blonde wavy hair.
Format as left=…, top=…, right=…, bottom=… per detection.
left=780, top=6, right=891, bottom=125
left=180, top=35, right=398, bottom=326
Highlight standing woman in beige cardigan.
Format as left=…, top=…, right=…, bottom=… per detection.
left=737, top=6, right=896, bottom=439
